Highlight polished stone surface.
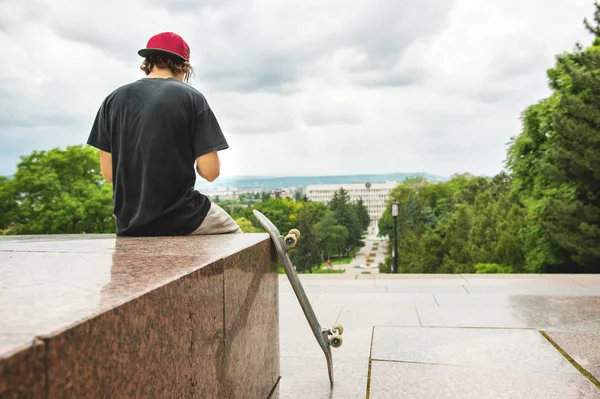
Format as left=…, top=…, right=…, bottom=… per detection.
left=272, top=357, right=369, bottom=399
left=335, top=304, right=421, bottom=330
left=278, top=292, right=342, bottom=360
left=544, top=331, right=600, bottom=381
left=371, top=327, right=577, bottom=373
left=418, top=305, right=531, bottom=328
left=369, top=361, right=600, bottom=398
left=0, top=336, right=45, bottom=398
left=418, top=294, right=600, bottom=330
left=275, top=274, right=600, bottom=399
left=44, top=263, right=223, bottom=398
left=222, top=240, right=279, bottom=399
left=0, top=234, right=268, bottom=338
left=515, top=296, right=600, bottom=332
left=313, top=292, right=438, bottom=308
left=0, top=335, right=34, bottom=357
left=1, top=233, right=279, bottom=398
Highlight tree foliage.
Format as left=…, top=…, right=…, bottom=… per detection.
left=1, top=145, right=114, bottom=234
left=376, top=4, right=600, bottom=274
left=290, top=206, right=321, bottom=273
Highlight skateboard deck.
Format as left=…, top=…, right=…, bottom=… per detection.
left=253, top=209, right=343, bottom=387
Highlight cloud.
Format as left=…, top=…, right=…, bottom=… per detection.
left=0, top=0, right=596, bottom=180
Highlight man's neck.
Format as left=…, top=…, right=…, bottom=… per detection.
left=147, top=68, right=178, bottom=80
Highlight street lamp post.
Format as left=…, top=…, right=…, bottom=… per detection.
left=392, top=201, right=399, bottom=274
left=365, top=182, right=371, bottom=236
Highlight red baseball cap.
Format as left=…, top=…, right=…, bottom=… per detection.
left=138, top=32, right=191, bottom=61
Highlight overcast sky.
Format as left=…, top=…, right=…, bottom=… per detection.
left=0, top=0, right=595, bottom=178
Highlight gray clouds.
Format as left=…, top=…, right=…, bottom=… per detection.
left=0, top=0, right=595, bottom=179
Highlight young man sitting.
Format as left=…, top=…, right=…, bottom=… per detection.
left=87, top=32, right=241, bottom=236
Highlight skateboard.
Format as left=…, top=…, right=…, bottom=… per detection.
left=253, top=209, right=343, bottom=387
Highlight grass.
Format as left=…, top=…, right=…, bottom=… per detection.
left=278, top=264, right=345, bottom=274
left=318, top=256, right=353, bottom=268
left=312, top=268, right=345, bottom=274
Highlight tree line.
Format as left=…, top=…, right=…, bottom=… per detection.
left=378, top=5, right=600, bottom=274
left=223, top=188, right=369, bottom=272
left=0, top=155, right=369, bottom=272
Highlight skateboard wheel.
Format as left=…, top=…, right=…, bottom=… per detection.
left=288, top=229, right=301, bottom=240
left=330, top=334, right=343, bottom=348
left=332, top=324, right=344, bottom=335
left=284, top=234, right=297, bottom=248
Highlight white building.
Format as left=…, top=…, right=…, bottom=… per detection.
left=306, top=182, right=397, bottom=237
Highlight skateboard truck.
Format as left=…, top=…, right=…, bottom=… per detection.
left=323, top=325, right=344, bottom=348
left=283, top=229, right=301, bottom=248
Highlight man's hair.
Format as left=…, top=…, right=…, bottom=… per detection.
left=140, top=54, right=194, bottom=84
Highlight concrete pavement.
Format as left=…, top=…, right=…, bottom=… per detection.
left=270, top=273, right=600, bottom=398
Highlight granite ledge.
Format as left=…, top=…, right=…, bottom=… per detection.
left=0, top=233, right=270, bottom=338
left=1, top=233, right=280, bottom=398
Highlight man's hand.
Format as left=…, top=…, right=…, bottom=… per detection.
left=99, top=150, right=113, bottom=183
left=196, top=151, right=221, bottom=182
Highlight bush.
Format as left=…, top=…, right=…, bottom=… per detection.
left=378, top=256, right=392, bottom=273
left=474, top=263, right=514, bottom=274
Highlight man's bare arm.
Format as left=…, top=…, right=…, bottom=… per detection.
left=196, top=151, right=221, bottom=182
left=99, top=150, right=113, bottom=183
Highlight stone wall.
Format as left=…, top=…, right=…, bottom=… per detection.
left=0, top=233, right=279, bottom=398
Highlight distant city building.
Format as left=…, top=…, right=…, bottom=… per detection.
left=270, top=188, right=288, bottom=199
left=306, top=182, right=397, bottom=236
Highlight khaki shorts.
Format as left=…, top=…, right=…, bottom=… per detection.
left=190, top=203, right=242, bottom=235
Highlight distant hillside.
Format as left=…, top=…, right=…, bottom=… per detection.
left=196, top=172, right=447, bottom=191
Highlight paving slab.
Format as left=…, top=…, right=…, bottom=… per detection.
left=432, top=293, right=535, bottom=307
left=280, top=277, right=376, bottom=286
left=571, top=276, right=600, bottom=288
left=544, top=331, right=600, bottom=382
left=368, top=361, right=600, bottom=399
left=272, top=357, right=369, bottom=399
left=280, top=283, right=386, bottom=294
left=462, top=278, right=600, bottom=296
left=382, top=284, right=470, bottom=294
left=371, top=327, right=577, bottom=374
left=375, top=278, right=468, bottom=286
left=419, top=295, right=600, bottom=331
left=417, top=305, right=530, bottom=328
left=510, top=296, right=600, bottom=332
left=335, top=304, right=421, bottom=329
left=375, top=274, right=463, bottom=279
left=276, top=275, right=600, bottom=399
left=313, top=292, right=438, bottom=308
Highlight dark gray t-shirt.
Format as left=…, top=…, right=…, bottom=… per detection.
left=87, top=77, right=228, bottom=236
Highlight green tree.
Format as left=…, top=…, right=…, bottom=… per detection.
left=301, top=200, right=328, bottom=225
left=329, top=188, right=362, bottom=250
left=0, top=176, right=17, bottom=231
left=467, top=190, right=500, bottom=265
left=439, top=204, right=474, bottom=273
left=234, top=217, right=262, bottom=233
left=291, top=206, right=320, bottom=273
left=416, top=227, right=444, bottom=273
left=253, top=198, right=301, bottom=233
left=6, top=145, right=114, bottom=234
left=506, top=4, right=600, bottom=272
left=355, top=198, right=370, bottom=230
left=315, top=210, right=349, bottom=259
